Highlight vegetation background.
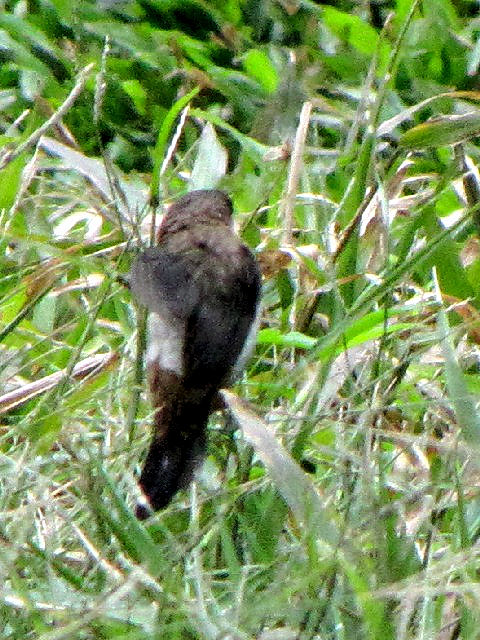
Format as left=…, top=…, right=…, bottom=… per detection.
left=3, top=0, right=480, bottom=638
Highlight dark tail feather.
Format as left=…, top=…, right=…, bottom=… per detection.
left=135, top=410, right=208, bottom=519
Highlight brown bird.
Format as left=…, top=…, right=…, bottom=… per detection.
left=127, top=190, right=261, bottom=518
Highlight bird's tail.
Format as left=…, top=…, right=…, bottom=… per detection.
left=135, top=400, right=211, bottom=519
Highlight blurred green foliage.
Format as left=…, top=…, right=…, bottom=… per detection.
left=3, top=1, right=480, bottom=639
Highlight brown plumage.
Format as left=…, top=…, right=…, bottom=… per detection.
left=127, top=190, right=261, bottom=517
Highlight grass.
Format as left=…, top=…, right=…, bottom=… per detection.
left=3, top=1, right=480, bottom=638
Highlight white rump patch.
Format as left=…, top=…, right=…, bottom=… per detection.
left=146, top=312, right=185, bottom=376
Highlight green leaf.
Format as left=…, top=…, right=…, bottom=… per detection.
left=0, top=29, right=50, bottom=76
left=32, top=294, right=56, bottom=334
left=257, top=328, right=317, bottom=349
left=190, top=122, right=227, bottom=190
left=415, top=205, right=473, bottom=300
left=436, top=278, right=480, bottom=446
left=243, top=49, right=278, bottom=94
left=122, top=79, right=147, bottom=116
left=323, top=7, right=380, bottom=56
left=0, top=155, right=26, bottom=211
left=190, top=107, right=269, bottom=161
left=400, top=112, right=480, bottom=149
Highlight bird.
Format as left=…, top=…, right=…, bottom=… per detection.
left=127, top=189, right=261, bottom=518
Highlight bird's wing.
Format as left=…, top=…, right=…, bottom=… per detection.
left=128, top=246, right=201, bottom=319
left=129, top=244, right=260, bottom=388
left=183, top=246, right=261, bottom=389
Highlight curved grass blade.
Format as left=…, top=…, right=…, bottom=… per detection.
left=221, top=390, right=340, bottom=548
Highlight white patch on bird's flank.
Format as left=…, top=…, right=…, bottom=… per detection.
left=147, top=312, right=185, bottom=376
left=136, top=493, right=150, bottom=509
